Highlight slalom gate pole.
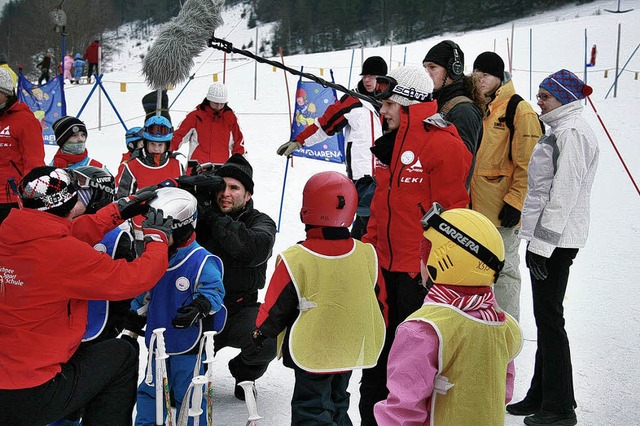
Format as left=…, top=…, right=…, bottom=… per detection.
left=277, top=158, right=290, bottom=233
left=76, top=74, right=103, bottom=118
left=347, top=49, right=355, bottom=88
left=586, top=96, right=640, bottom=196
left=279, top=47, right=293, bottom=126
left=208, top=37, right=381, bottom=108
left=604, top=42, right=640, bottom=99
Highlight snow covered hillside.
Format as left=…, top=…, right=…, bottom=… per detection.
left=44, top=0, right=640, bottom=424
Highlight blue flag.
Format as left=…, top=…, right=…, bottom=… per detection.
left=289, top=79, right=344, bottom=164
left=17, top=72, right=67, bottom=146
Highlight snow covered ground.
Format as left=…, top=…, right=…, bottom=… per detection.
left=42, top=1, right=640, bottom=424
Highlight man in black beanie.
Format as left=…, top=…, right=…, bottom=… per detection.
left=470, top=51, right=543, bottom=323
left=195, top=153, right=278, bottom=400
left=277, top=56, right=388, bottom=239
left=423, top=40, right=483, bottom=186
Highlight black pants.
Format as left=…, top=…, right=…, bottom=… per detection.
left=0, top=338, right=138, bottom=425
left=214, top=303, right=277, bottom=382
left=87, top=63, right=98, bottom=82
left=38, top=70, right=51, bottom=85
left=526, top=247, right=579, bottom=414
left=291, top=367, right=353, bottom=426
left=359, top=269, right=426, bottom=425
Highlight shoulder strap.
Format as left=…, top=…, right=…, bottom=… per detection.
left=504, top=94, right=523, bottom=145
left=439, top=95, right=473, bottom=117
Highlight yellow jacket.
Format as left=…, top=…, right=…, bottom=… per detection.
left=470, top=79, right=541, bottom=226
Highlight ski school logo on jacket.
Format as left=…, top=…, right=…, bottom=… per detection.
left=175, top=276, right=190, bottom=291
left=400, top=152, right=424, bottom=184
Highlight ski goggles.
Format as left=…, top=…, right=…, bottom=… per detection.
left=144, top=123, right=173, bottom=136
left=420, top=202, right=504, bottom=275
left=374, top=75, right=432, bottom=103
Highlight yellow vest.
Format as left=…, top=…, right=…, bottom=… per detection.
left=405, top=303, right=522, bottom=425
left=280, top=241, right=386, bottom=372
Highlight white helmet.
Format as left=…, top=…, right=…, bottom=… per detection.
left=148, top=187, right=197, bottom=230
left=206, top=82, right=228, bottom=104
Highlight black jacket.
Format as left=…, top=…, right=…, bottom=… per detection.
left=196, top=199, right=276, bottom=313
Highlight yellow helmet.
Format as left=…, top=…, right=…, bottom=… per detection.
left=422, top=203, right=504, bottom=287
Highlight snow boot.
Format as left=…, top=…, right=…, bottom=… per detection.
left=524, top=410, right=577, bottom=426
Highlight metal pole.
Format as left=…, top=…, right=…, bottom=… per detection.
left=98, top=38, right=102, bottom=130
left=510, top=22, right=515, bottom=74
left=584, top=28, right=588, bottom=104
left=614, top=23, right=621, bottom=98
left=254, top=26, right=258, bottom=100
left=529, top=28, right=532, bottom=101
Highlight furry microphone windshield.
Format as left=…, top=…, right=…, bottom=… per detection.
left=142, top=0, right=225, bottom=89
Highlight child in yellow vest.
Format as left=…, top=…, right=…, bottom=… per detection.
left=375, top=204, right=523, bottom=425
left=253, top=171, right=387, bottom=424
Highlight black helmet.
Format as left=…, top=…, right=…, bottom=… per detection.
left=72, top=166, right=115, bottom=214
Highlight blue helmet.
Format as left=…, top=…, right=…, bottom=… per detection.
left=125, top=126, right=143, bottom=152
left=142, top=115, right=173, bottom=143
left=74, top=53, right=82, bottom=60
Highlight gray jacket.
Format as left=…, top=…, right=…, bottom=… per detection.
left=519, top=101, right=599, bottom=257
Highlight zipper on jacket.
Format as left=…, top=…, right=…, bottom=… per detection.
left=386, top=114, right=412, bottom=270
left=67, top=301, right=73, bottom=326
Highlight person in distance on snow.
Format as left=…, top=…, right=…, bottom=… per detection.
left=358, top=66, right=472, bottom=425
left=127, top=187, right=225, bottom=426
left=276, top=56, right=388, bottom=240
left=470, top=51, right=543, bottom=322
left=0, top=166, right=169, bottom=425
left=171, top=82, right=246, bottom=175
left=0, top=67, right=45, bottom=224
left=49, top=116, right=108, bottom=170
left=507, top=70, right=599, bottom=426
left=374, top=204, right=522, bottom=425
left=193, top=154, right=278, bottom=401
left=254, top=171, right=387, bottom=424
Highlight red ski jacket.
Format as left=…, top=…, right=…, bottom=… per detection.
left=171, top=101, right=245, bottom=166
left=363, top=101, right=471, bottom=274
left=0, top=203, right=168, bottom=389
left=0, top=100, right=46, bottom=204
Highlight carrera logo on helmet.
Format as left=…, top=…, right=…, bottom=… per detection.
left=438, top=222, right=480, bottom=254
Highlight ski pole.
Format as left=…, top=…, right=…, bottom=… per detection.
left=153, top=328, right=173, bottom=426
left=586, top=96, right=640, bottom=196
left=189, top=375, right=207, bottom=425
left=202, top=331, right=217, bottom=426
left=237, top=380, right=262, bottom=425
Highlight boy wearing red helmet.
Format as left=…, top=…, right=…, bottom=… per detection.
left=254, top=171, right=388, bottom=424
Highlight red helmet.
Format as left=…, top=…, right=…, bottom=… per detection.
left=301, top=171, right=357, bottom=227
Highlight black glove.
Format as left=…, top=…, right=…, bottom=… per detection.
left=119, top=310, right=147, bottom=353
left=498, top=202, right=522, bottom=228
left=141, top=208, right=173, bottom=245
left=171, top=296, right=212, bottom=329
left=251, top=328, right=268, bottom=349
left=117, top=186, right=157, bottom=220
left=276, top=141, right=302, bottom=156
left=526, top=250, right=549, bottom=281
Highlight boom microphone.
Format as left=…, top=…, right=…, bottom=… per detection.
left=143, top=0, right=226, bottom=89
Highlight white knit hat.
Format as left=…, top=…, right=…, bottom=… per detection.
left=206, top=82, right=228, bottom=103
left=0, top=67, right=14, bottom=96
left=387, top=66, right=434, bottom=107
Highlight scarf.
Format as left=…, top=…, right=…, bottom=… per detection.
left=52, top=149, right=88, bottom=168
left=427, top=284, right=505, bottom=322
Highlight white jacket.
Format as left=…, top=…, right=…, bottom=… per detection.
left=519, top=101, right=599, bottom=258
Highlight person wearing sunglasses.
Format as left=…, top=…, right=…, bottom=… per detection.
left=171, top=82, right=246, bottom=174
left=358, top=66, right=472, bottom=425
left=276, top=56, right=388, bottom=240
left=507, top=70, right=598, bottom=426
left=50, top=116, right=107, bottom=172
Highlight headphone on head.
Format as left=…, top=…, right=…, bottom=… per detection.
left=444, top=40, right=464, bottom=80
